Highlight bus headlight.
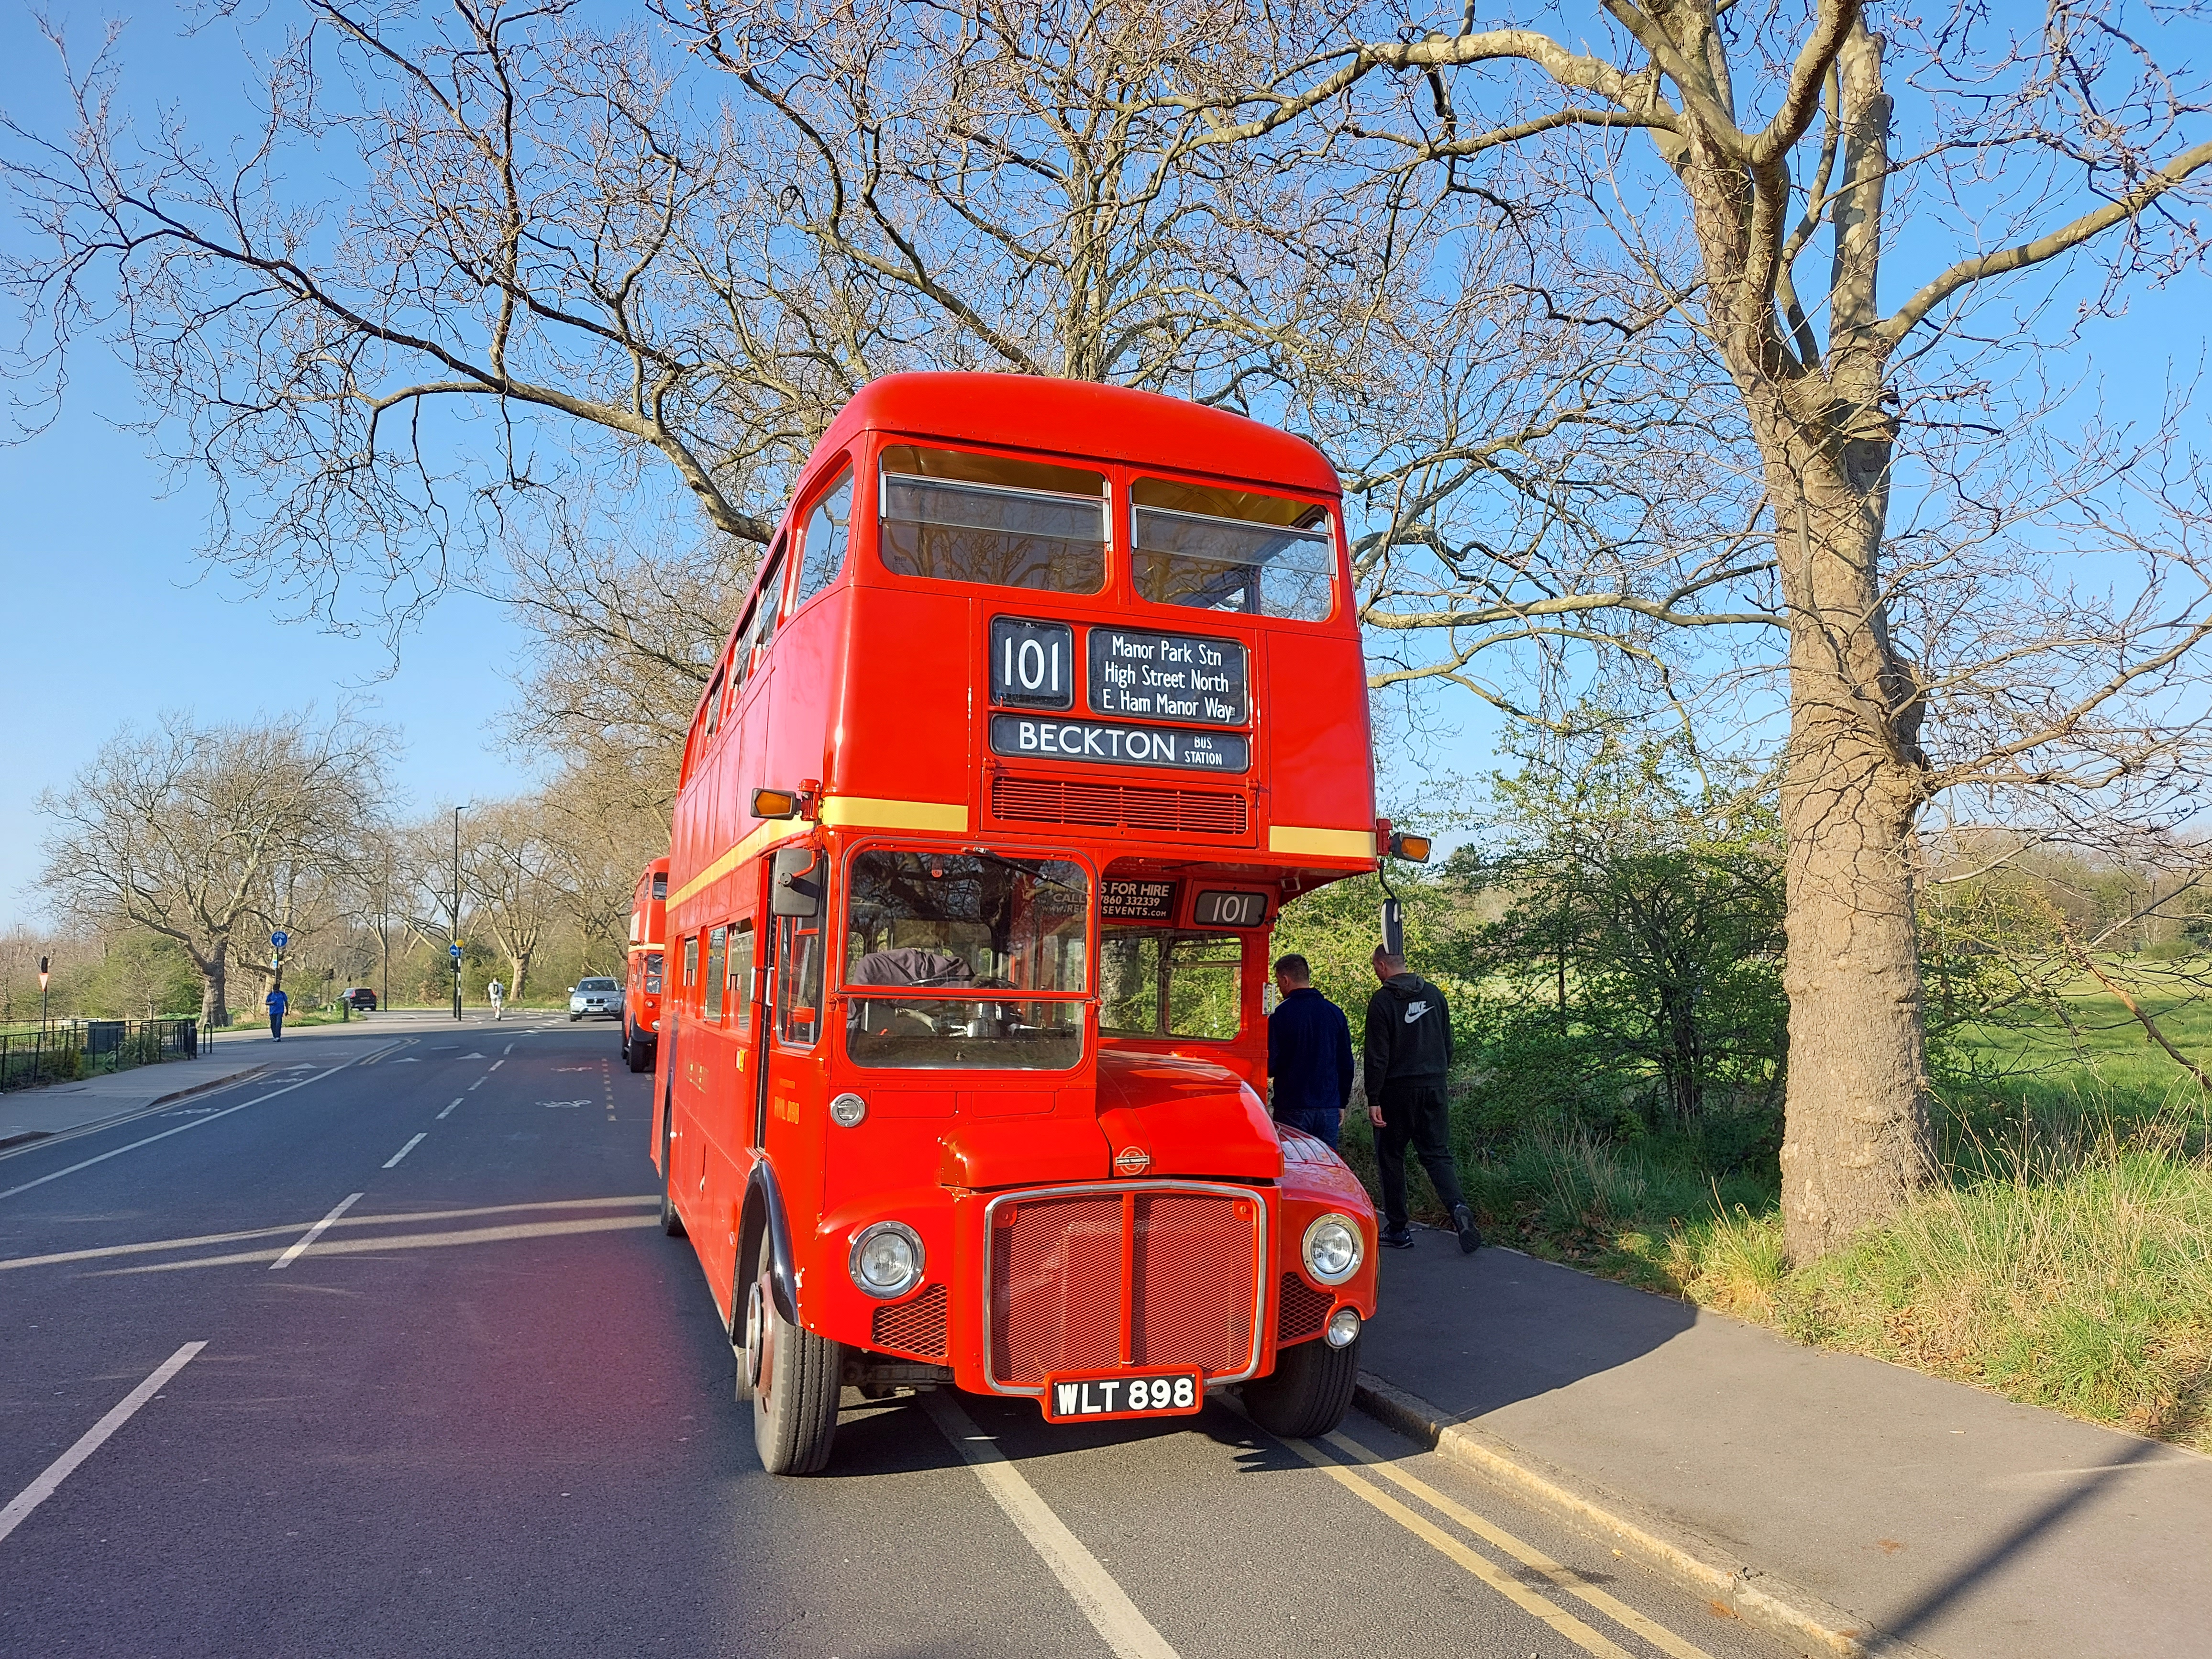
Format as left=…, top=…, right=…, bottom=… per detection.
left=1303, top=1214, right=1362, bottom=1285
left=849, top=1221, right=925, bottom=1299
left=1325, top=1307, right=1362, bottom=1348
left=829, top=1092, right=867, bottom=1128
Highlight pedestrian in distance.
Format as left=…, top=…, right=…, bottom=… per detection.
left=266, top=984, right=288, bottom=1042
left=1363, top=946, right=1481, bottom=1253
left=1266, top=954, right=1353, bottom=1148
left=488, top=979, right=505, bottom=1021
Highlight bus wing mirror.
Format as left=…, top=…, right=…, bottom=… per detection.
left=1387, top=831, right=1431, bottom=863
left=753, top=786, right=801, bottom=818
left=770, top=846, right=822, bottom=917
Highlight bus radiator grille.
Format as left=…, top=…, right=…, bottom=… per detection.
left=1129, top=1192, right=1259, bottom=1372
left=1276, top=1271, right=1334, bottom=1345
left=988, top=1188, right=1262, bottom=1388
left=990, top=775, right=1249, bottom=837
left=870, top=1283, right=950, bottom=1360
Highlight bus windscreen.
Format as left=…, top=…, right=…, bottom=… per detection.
left=843, top=850, right=1089, bottom=1070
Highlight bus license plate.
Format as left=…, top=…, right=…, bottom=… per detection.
left=1040, top=1369, right=1202, bottom=1423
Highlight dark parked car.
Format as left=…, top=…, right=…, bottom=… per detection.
left=338, top=987, right=378, bottom=1011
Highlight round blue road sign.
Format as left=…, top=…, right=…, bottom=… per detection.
left=271, top=930, right=289, bottom=949
left=450, top=944, right=463, bottom=960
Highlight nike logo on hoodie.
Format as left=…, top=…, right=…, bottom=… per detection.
left=1404, top=1002, right=1431, bottom=1024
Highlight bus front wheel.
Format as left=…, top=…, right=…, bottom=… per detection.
left=747, top=1231, right=841, bottom=1475
left=1242, top=1335, right=1360, bottom=1439
left=625, top=1025, right=653, bottom=1073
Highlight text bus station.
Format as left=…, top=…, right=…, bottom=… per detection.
left=623, top=857, right=668, bottom=1073
left=652, top=373, right=1385, bottom=1473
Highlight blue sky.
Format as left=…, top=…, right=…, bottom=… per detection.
left=0, top=5, right=545, bottom=927
left=0, top=344, right=542, bottom=928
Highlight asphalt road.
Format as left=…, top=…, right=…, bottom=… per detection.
left=0, top=1018, right=1796, bottom=1659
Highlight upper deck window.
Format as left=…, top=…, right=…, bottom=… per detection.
left=794, top=467, right=853, bottom=611
left=1131, top=479, right=1335, bottom=621
left=733, top=544, right=786, bottom=693
left=879, top=445, right=1106, bottom=595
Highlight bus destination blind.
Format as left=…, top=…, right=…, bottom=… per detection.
left=988, top=715, right=1250, bottom=773
left=1087, top=627, right=1248, bottom=726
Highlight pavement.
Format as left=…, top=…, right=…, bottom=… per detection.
left=0, top=1022, right=1789, bottom=1659
left=1357, top=1231, right=2212, bottom=1659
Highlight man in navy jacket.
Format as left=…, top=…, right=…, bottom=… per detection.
left=1266, top=954, right=1353, bottom=1148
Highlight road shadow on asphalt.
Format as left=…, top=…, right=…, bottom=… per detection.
left=816, top=1390, right=1246, bottom=1479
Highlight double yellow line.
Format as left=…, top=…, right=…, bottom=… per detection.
left=1276, top=1426, right=1719, bottom=1659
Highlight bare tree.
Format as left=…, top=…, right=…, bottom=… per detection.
left=539, top=761, right=674, bottom=972
left=496, top=498, right=741, bottom=806
left=1181, top=1, right=2212, bottom=1256
left=0, top=0, right=855, bottom=635
left=457, top=798, right=566, bottom=1000
left=36, top=711, right=389, bottom=1025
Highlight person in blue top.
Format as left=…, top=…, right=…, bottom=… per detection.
left=266, top=985, right=288, bottom=1041
left=1266, top=954, right=1353, bottom=1148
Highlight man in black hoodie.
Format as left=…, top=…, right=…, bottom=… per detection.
left=1363, top=948, right=1481, bottom=1252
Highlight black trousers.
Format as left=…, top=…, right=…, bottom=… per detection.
left=1374, top=1079, right=1463, bottom=1228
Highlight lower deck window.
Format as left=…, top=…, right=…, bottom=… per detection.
left=1099, top=931, right=1243, bottom=1040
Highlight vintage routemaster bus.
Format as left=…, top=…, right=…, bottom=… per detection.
left=623, top=858, right=669, bottom=1073
left=654, top=373, right=1384, bottom=1474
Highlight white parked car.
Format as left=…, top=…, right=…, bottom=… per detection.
left=569, top=977, right=621, bottom=1021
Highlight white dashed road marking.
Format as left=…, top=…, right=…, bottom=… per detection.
left=383, top=1133, right=428, bottom=1169
left=268, top=1193, right=364, bottom=1271
left=922, top=1391, right=1180, bottom=1659
left=0, top=1342, right=206, bottom=1545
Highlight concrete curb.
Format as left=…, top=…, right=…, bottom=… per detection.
left=1352, top=1372, right=1946, bottom=1659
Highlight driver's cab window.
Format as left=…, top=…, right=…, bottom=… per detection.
left=1099, top=931, right=1242, bottom=1040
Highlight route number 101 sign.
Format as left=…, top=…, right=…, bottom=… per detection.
left=989, top=616, right=1074, bottom=710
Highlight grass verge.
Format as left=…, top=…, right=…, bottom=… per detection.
left=1341, top=1003, right=2212, bottom=1453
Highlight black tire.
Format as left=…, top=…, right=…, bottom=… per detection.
left=658, top=1102, right=687, bottom=1239
left=569, top=1012, right=581, bottom=1022
left=746, top=1228, right=841, bottom=1475
left=1243, top=1335, right=1360, bottom=1438
left=626, top=1026, right=653, bottom=1073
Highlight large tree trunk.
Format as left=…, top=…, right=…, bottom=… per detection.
left=1764, top=413, right=1936, bottom=1259
left=203, top=942, right=231, bottom=1029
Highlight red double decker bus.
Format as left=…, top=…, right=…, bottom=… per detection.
left=623, top=858, right=669, bottom=1073
left=654, top=373, right=1382, bottom=1473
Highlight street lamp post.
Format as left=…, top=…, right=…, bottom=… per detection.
left=452, top=805, right=464, bottom=1021
left=38, top=955, right=49, bottom=1030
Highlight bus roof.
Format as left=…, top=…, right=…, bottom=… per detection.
left=810, top=374, right=1340, bottom=496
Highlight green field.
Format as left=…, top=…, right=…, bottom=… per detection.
left=1383, top=985, right=2212, bottom=1450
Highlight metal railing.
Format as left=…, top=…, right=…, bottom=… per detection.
left=0, top=1018, right=199, bottom=1092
